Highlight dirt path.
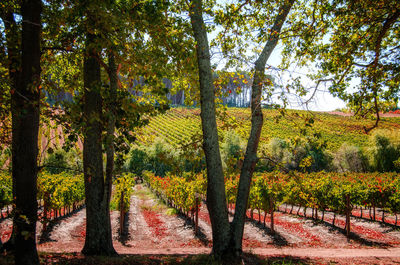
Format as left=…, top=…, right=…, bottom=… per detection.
left=4, top=183, right=400, bottom=264
left=112, top=246, right=400, bottom=258
left=39, top=208, right=86, bottom=252
left=276, top=204, right=400, bottom=247
left=121, top=184, right=205, bottom=250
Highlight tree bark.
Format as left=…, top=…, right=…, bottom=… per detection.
left=106, top=52, right=117, bottom=206
left=229, top=0, right=295, bottom=254
left=189, top=0, right=230, bottom=258
left=81, top=32, right=116, bottom=256
left=11, top=1, right=42, bottom=264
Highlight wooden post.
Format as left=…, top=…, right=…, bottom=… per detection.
left=120, top=191, right=125, bottom=235
left=42, top=194, right=49, bottom=231
left=373, top=202, right=376, bottom=221
left=333, top=212, right=336, bottom=226
left=346, top=194, right=351, bottom=237
left=195, top=193, right=199, bottom=235
left=270, top=197, right=274, bottom=233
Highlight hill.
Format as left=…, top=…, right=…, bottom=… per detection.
left=133, top=107, right=400, bottom=151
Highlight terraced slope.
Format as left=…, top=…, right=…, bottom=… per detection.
left=133, top=107, right=400, bottom=151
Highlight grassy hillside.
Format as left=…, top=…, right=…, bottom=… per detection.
left=133, top=107, right=400, bottom=151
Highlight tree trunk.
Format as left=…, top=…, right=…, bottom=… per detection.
left=11, top=1, right=42, bottom=264
left=189, top=0, right=230, bottom=258
left=229, top=0, right=295, bottom=255
left=104, top=51, right=118, bottom=240
left=81, top=32, right=116, bottom=256
left=105, top=51, right=117, bottom=206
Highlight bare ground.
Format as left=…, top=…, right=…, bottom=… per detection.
left=2, top=184, right=400, bottom=264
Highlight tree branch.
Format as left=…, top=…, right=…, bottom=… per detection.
left=371, top=8, right=400, bottom=68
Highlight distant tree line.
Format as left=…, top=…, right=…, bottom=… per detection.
left=45, top=74, right=254, bottom=108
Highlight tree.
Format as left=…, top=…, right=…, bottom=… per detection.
left=0, top=0, right=42, bottom=264
left=40, top=0, right=193, bottom=255
left=189, top=0, right=231, bottom=257
left=283, top=0, right=400, bottom=132
left=229, top=0, right=295, bottom=253
left=189, top=0, right=294, bottom=257
left=81, top=26, right=117, bottom=255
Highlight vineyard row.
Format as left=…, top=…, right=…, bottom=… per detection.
left=143, top=171, right=400, bottom=236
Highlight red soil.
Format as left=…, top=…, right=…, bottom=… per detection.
left=141, top=209, right=168, bottom=239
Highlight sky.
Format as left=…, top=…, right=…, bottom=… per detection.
left=207, top=1, right=348, bottom=112
left=265, top=44, right=347, bottom=112
left=211, top=42, right=348, bottom=112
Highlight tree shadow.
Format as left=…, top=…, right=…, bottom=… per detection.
left=351, top=212, right=400, bottom=232
left=281, top=208, right=393, bottom=247
left=244, top=216, right=289, bottom=247
left=228, top=209, right=289, bottom=247
left=241, top=252, right=311, bottom=265
left=175, top=212, right=211, bottom=247
left=39, top=205, right=85, bottom=244
left=8, top=252, right=312, bottom=265
left=118, top=211, right=130, bottom=245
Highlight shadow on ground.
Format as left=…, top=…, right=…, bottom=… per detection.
left=39, top=206, right=85, bottom=244
left=0, top=252, right=312, bottom=265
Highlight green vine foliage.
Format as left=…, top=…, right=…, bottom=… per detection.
left=143, top=171, right=206, bottom=213
left=143, top=170, right=400, bottom=216
left=0, top=172, right=12, bottom=210
left=37, top=171, right=85, bottom=211
left=112, top=173, right=136, bottom=213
